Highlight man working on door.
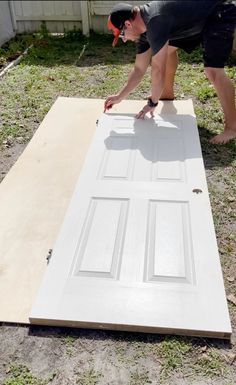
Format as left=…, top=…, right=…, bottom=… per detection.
left=104, top=1, right=236, bottom=144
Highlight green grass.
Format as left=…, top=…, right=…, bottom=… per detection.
left=75, top=368, right=104, bottom=385
left=129, top=369, right=152, bottom=385
left=146, top=337, right=230, bottom=381
left=0, top=34, right=33, bottom=68
left=0, top=32, right=137, bottom=145
left=0, top=31, right=235, bottom=147
left=157, top=337, right=192, bottom=379
left=63, top=335, right=77, bottom=357
left=193, top=350, right=229, bottom=378
left=3, top=364, right=51, bottom=385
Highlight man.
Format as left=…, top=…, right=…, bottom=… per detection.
left=104, top=1, right=236, bottom=144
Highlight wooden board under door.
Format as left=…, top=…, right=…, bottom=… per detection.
left=30, top=110, right=231, bottom=338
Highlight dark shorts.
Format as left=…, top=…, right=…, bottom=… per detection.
left=169, top=1, right=236, bottom=68
left=169, top=34, right=202, bottom=54
left=202, top=1, right=236, bottom=67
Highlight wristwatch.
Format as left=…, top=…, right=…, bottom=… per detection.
left=147, top=97, right=158, bottom=107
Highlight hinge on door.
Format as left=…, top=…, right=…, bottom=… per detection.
left=96, top=119, right=99, bottom=126
left=46, top=248, right=53, bottom=264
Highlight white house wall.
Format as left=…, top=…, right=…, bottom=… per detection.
left=0, top=1, right=15, bottom=46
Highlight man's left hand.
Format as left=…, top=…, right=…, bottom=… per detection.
left=136, top=104, right=155, bottom=119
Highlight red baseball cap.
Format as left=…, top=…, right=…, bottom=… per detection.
left=107, top=3, right=133, bottom=47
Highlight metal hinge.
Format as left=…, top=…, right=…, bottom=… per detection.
left=46, top=248, right=53, bottom=264
left=96, top=119, right=99, bottom=126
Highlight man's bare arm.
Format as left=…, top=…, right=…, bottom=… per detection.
left=104, top=49, right=152, bottom=110
left=119, top=48, right=152, bottom=99
left=150, top=42, right=169, bottom=103
left=136, top=42, right=169, bottom=118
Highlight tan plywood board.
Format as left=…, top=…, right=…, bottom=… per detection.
left=0, top=98, right=196, bottom=324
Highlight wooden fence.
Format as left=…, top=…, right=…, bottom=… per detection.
left=1, top=1, right=235, bottom=52
left=9, top=1, right=145, bottom=35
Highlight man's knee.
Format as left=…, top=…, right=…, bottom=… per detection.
left=168, top=45, right=178, bottom=54
left=204, top=67, right=223, bottom=83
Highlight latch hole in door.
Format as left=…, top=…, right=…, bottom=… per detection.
left=192, top=188, right=203, bottom=194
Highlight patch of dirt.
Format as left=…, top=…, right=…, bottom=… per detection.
left=0, top=325, right=235, bottom=385
left=0, top=142, right=26, bottom=183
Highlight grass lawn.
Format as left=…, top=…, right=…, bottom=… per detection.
left=0, top=30, right=236, bottom=385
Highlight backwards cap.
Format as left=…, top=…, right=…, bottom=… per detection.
left=107, top=3, right=133, bottom=47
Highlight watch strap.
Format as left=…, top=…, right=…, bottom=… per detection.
left=147, top=97, right=158, bottom=107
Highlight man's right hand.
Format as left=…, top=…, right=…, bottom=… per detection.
left=104, top=95, right=122, bottom=112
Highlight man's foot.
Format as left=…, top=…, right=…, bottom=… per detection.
left=210, top=130, right=236, bottom=144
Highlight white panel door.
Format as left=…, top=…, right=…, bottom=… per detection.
left=30, top=114, right=231, bottom=338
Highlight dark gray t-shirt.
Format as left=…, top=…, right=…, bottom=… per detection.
left=137, top=0, right=223, bottom=55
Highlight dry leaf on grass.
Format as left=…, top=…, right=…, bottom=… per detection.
left=227, top=294, right=236, bottom=306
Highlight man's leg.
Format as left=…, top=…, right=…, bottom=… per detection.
left=204, top=67, right=236, bottom=144
left=202, top=1, right=236, bottom=143
left=160, top=46, right=178, bottom=100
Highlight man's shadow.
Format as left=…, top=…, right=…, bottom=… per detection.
left=104, top=112, right=199, bottom=165
left=103, top=109, right=235, bottom=169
